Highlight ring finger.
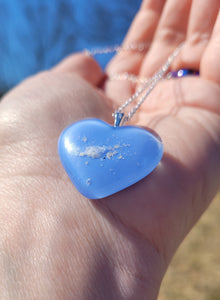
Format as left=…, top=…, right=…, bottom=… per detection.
left=139, top=0, right=192, bottom=77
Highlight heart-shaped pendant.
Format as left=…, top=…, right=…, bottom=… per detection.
left=58, top=119, right=163, bottom=199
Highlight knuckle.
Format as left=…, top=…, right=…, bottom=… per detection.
left=188, top=32, right=210, bottom=46
left=0, top=105, right=22, bottom=145
left=157, top=27, right=185, bottom=44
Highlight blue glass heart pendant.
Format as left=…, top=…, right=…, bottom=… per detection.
left=57, top=44, right=189, bottom=199
left=58, top=119, right=163, bottom=199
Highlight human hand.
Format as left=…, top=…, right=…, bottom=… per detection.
left=105, top=0, right=220, bottom=261
left=1, top=0, right=220, bottom=299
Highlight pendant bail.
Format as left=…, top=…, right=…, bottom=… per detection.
left=113, top=111, right=124, bottom=127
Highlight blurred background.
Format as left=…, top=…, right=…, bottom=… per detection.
left=159, top=194, right=220, bottom=300
left=0, top=0, right=219, bottom=298
left=0, top=0, right=141, bottom=96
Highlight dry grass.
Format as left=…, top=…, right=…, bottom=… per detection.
left=159, top=193, right=220, bottom=300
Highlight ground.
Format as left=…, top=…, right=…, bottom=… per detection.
left=159, top=193, right=220, bottom=300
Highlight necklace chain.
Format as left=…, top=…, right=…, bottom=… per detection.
left=85, top=42, right=184, bottom=126
left=84, top=42, right=150, bottom=57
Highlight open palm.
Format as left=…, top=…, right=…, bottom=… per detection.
left=103, top=0, right=220, bottom=261
left=1, top=0, right=220, bottom=299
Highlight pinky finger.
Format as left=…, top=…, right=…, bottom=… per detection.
left=201, top=9, right=220, bottom=84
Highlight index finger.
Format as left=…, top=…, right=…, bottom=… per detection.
left=105, top=0, right=165, bottom=103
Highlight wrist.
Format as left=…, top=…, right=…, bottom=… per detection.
left=1, top=186, right=165, bottom=300
left=73, top=202, right=166, bottom=300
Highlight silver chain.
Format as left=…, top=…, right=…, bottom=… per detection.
left=85, top=42, right=184, bottom=126
left=84, top=42, right=150, bottom=57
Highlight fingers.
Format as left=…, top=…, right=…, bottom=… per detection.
left=107, top=0, right=165, bottom=75
left=52, top=53, right=105, bottom=86
left=173, top=0, right=220, bottom=70
left=105, top=0, right=165, bottom=104
left=139, top=0, right=192, bottom=77
left=201, top=9, right=220, bottom=84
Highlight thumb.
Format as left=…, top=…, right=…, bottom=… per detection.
left=52, top=52, right=105, bottom=87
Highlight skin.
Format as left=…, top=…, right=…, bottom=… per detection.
left=0, top=0, right=220, bottom=299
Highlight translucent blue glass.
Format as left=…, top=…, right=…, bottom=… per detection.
left=58, top=119, right=163, bottom=199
